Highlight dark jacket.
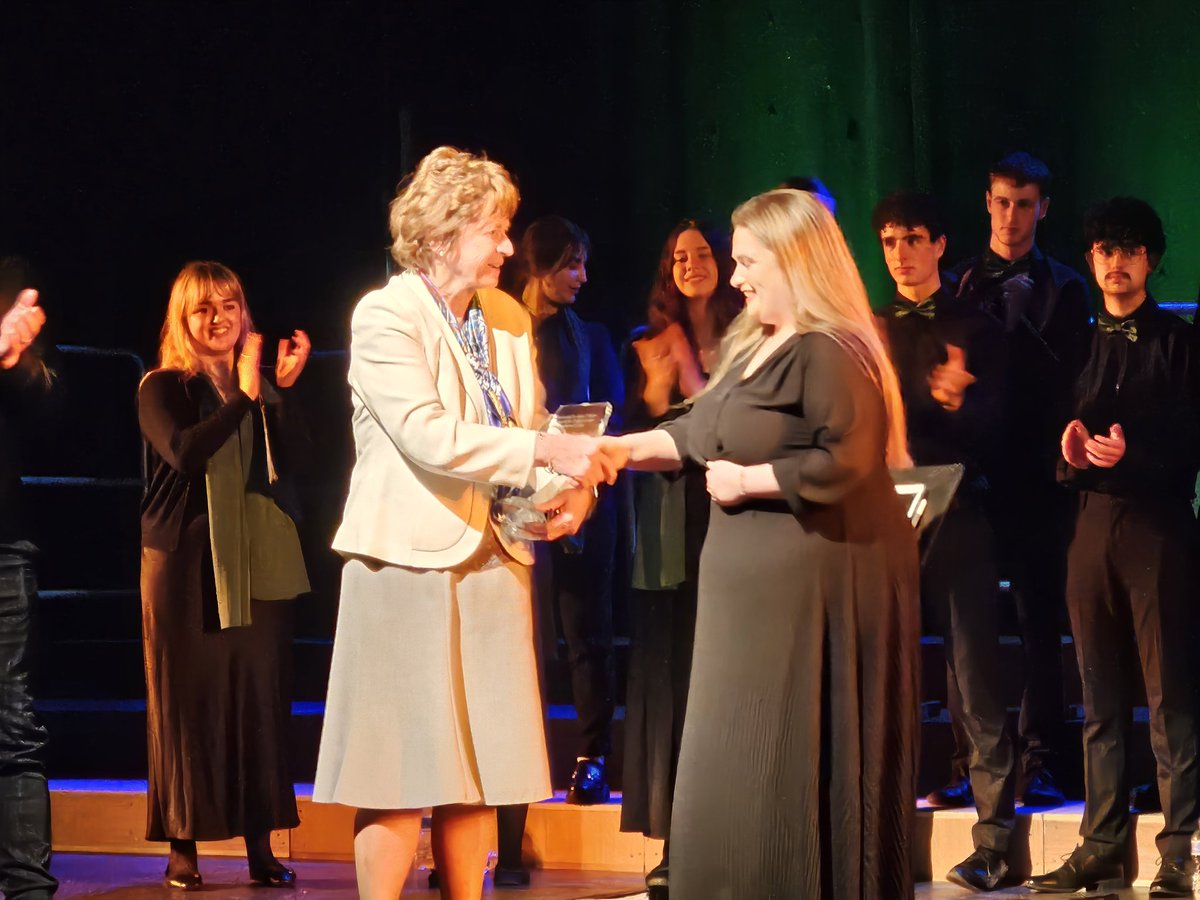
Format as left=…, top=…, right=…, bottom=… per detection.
left=950, top=247, right=1091, bottom=490
left=535, top=307, right=624, bottom=430
left=0, top=350, right=56, bottom=549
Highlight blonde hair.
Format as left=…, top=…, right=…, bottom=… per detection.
left=389, top=146, right=520, bottom=271
left=157, top=261, right=255, bottom=374
left=721, top=190, right=911, bottom=468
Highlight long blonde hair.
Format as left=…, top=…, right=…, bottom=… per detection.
left=157, top=261, right=256, bottom=374
left=720, top=189, right=911, bottom=468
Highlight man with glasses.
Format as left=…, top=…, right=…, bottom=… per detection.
left=930, top=153, right=1090, bottom=813
left=1028, top=198, right=1200, bottom=896
left=872, top=192, right=1016, bottom=890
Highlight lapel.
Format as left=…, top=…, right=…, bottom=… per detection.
left=399, top=271, right=487, bottom=422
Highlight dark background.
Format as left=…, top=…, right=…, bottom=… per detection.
left=4, top=0, right=1200, bottom=365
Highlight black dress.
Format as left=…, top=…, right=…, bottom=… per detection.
left=661, top=333, right=920, bottom=899
left=620, top=333, right=710, bottom=840
left=137, top=370, right=301, bottom=842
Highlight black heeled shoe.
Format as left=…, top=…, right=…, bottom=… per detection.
left=646, top=857, right=668, bottom=898
left=163, top=870, right=203, bottom=891
left=164, top=840, right=202, bottom=891
left=248, top=860, right=297, bottom=887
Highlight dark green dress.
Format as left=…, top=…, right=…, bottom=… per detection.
left=661, top=333, right=919, bottom=899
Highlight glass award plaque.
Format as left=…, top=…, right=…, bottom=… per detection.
left=492, top=401, right=613, bottom=542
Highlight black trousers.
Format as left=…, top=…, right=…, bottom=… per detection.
left=0, top=553, right=57, bottom=899
left=924, top=500, right=1017, bottom=852
left=1065, top=492, right=1200, bottom=860
left=535, top=488, right=617, bottom=759
left=950, top=485, right=1068, bottom=781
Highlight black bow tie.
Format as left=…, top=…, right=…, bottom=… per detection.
left=893, top=297, right=936, bottom=319
left=1097, top=313, right=1138, bottom=342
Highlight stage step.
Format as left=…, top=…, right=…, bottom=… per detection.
left=45, top=782, right=1170, bottom=887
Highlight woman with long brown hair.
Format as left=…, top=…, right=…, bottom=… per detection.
left=138, top=261, right=311, bottom=889
left=605, top=190, right=919, bottom=898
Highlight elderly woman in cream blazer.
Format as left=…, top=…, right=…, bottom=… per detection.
left=313, top=147, right=611, bottom=900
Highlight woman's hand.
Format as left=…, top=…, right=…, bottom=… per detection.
left=1061, top=419, right=1090, bottom=468
left=597, top=436, right=631, bottom=472
left=928, top=343, right=976, bottom=411
left=238, top=333, right=263, bottom=400
left=535, top=433, right=619, bottom=487
left=276, top=330, right=311, bottom=388
left=1085, top=423, right=1125, bottom=468
left=706, top=459, right=746, bottom=506
left=633, top=330, right=680, bottom=418
left=0, top=289, right=45, bottom=369
left=536, top=485, right=596, bottom=541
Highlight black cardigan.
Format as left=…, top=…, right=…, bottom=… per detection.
left=137, top=369, right=300, bottom=552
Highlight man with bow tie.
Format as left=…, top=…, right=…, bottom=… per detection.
left=873, top=191, right=1016, bottom=890
left=939, top=153, right=1091, bottom=813
left=1029, top=198, right=1200, bottom=896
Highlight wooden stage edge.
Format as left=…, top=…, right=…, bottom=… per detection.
left=48, top=783, right=1167, bottom=886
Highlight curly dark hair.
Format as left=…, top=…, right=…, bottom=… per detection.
left=870, top=191, right=947, bottom=242
left=645, top=219, right=743, bottom=348
left=1082, top=196, right=1166, bottom=266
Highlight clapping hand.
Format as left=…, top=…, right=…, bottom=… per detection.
left=0, top=289, right=46, bottom=369
left=238, top=333, right=263, bottom=400
left=1085, top=423, right=1125, bottom=468
left=1061, top=420, right=1125, bottom=469
left=276, top=330, right=311, bottom=389
left=928, top=343, right=976, bottom=411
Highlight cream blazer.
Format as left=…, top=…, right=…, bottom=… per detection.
left=332, top=272, right=548, bottom=569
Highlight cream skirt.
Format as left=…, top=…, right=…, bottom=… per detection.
left=312, top=539, right=551, bottom=809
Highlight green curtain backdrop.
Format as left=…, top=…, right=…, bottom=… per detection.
left=621, top=0, right=1200, bottom=307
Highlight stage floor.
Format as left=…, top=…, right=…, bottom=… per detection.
left=46, top=852, right=1170, bottom=898
left=47, top=853, right=648, bottom=899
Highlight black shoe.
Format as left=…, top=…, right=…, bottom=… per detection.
left=946, top=846, right=1009, bottom=891
left=1130, top=781, right=1162, bottom=813
left=646, top=858, right=668, bottom=889
left=427, top=869, right=440, bottom=890
left=1149, top=857, right=1194, bottom=897
left=163, top=872, right=202, bottom=891
left=565, top=757, right=611, bottom=805
left=493, top=865, right=531, bottom=888
left=248, top=860, right=297, bottom=887
left=1020, top=768, right=1065, bottom=807
left=1026, top=846, right=1124, bottom=893
left=925, top=776, right=973, bottom=808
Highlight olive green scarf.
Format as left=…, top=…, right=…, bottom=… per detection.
left=205, top=409, right=309, bottom=629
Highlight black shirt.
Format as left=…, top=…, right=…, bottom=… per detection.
left=877, top=282, right=1006, bottom=486
left=0, top=351, right=55, bottom=550
left=1058, top=297, right=1200, bottom=503
left=950, top=246, right=1092, bottom=489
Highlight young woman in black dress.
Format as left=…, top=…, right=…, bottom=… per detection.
left=605, top=190, right=919, bottom=899
left=138, top=261, right=311, bottom=889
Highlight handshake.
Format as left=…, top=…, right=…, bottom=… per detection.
left=533, top=433, right=630, bottom=490
left=517, top=434, right=633, bottom=542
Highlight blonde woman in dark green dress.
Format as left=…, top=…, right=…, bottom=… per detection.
left=603, top=190, right=920, bottom=899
